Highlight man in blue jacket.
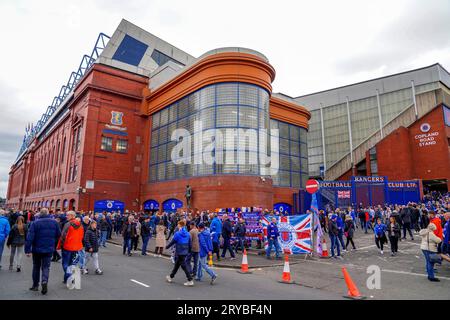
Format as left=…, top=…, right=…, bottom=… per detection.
left=196, top=223, right=217, bottom=284
left=266, top=217, right=281, bottom=259
left=0, top=209, right=11, bottom=270
left=165, top=220, right=194, bottom=286
left=25, top=208, right=61, bottom=295
left=209, top=213, right=222, bottom=261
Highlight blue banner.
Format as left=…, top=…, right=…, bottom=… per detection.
left=274, top=202, right=292, bottom=215
left=162, top=199, right=183, bottom=212
left=94, top=200, right=125, bottom=213
left=143, top=199, right=159, bottom=210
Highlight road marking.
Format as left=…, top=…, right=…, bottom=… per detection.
left=130, top=279, right=150, bottom=287
left=356, top=244, right=376, bottom=250
left=381, top=269, right=450, bottom=281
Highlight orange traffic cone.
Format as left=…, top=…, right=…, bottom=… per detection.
left=208, top=254, right=213, bottom=267
left=341, top=267, right=365, bottom=299
left=321, top=239, right=329, bottom=258
left=237, top=249, right=252, bottom=274
left=278, top=254, right=295, bottom=284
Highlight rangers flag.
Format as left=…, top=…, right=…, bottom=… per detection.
left=261, top=214, right=312, bottom=254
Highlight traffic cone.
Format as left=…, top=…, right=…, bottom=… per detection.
left=278, top=254, right=295, bottom=284
left=341, top=267, right=365, bottom=299
left=208, top=254, right=213, bottom=267
left=237, top=249, right=252, bottom=274
left=321, top=239, right=329, bottom=258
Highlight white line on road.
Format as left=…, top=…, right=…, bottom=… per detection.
left=381, top=269, right=450, bottom=281
left=356, top=244, right=376, bottom=250
left=130, top=279, right=150, bottom=287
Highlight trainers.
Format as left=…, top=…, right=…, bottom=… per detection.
left=95, top=269, right=103, bottom=275
left=230, top=257, right=236, bottom=261
left=210, top=275, right=217, bottom=285
left=183, top=280, right=194, bottom=286
left=336, top=256, right=343, bottom=260
left=9, top=265, right=13, bottom=271
left=82, top=269, right=88, bottom=275
left=29, top=286, right=39, bottom=291
left=17, top=267, right=21, bottom=272
left=166, top=275, right=172, bottom=283
left=158, top=254, right=162, bottom=257
left=153, top=254, right=158, bottom=257
left=380, top=250, right=384, bottom=254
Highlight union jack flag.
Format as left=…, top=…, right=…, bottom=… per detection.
left=261, top=214, right=312, bottom=254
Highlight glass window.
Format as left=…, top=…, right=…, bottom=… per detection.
left=239, top=106, right=258, bottom=129
left=101, top=136, right=113, bottom=151
left=217, top=106, right=238, bottom=127
left=116, top=139, right=128, bottom=153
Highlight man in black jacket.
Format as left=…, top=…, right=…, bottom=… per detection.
left=221, top=214, right=235, bottom=259
left=141, top=216, right=152, bottom=256
left=233, top=218, right=246, bottom=253
left=400, top=205, right=414, bottom=240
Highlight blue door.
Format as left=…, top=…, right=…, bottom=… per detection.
left=274, top=202, right=292, bottom=215
left=143, top=199, right=159, bottom=211
left=162, top=199, right=183, bottom=213
left=94, top=200, right=125, bottom=213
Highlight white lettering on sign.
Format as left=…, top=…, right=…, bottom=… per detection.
left=354, top=176, right=385, bottom=183
left=414, top=131, right=439, bottom=147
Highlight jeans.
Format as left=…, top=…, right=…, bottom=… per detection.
left=85, top=252, right=99, bottom=270
left=141, top=235, right=150, bottom=254
left=123, top=237, right=132, bottom=255
left=422, top=250, right=437, bottom=279
left=187, top=251, right=199, bottom=276
left=212, top=241, right=220, bottom=260
left=10, top=245, right=24, bottom=267
left=234, top=237, right=245, bottom=252
left=197, top=255, right=216, bottom=280
left=100, top=231, right=108, bottom=247
left=0, top=240, right=5, bottom=266
left=78, top=249, right=86, bottom=269
left=360, top=218, right=367, bottom=233
left=221, top=237, right=235, bottom=258
left=61, top=250, right=77, bottom=283
left=170, top=255, right=193, bottom=281
left=32, top=252, right=52, bottom=286
left=131, top=236, right=139, bottom=251
left=266, top=238, right=281, bottom=258
left=330, top=234, right=341, bottom=257
left=402, top=223, right=413, bottom=239
left=337, top=230, right=345, bottom=249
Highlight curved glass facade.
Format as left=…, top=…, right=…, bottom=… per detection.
left=149, top=82, right=270, bottom=182
left=270, top=119, right=308, bottom=188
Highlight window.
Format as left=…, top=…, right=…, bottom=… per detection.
left=101, top=136, right=113, bottom=151
left=72, top=165, right=78, bottom=181
left=149, top=82, right=272, bottom=183
left=75, top=127, right=82, bottom=152
left=61, top=137, right=66, bottom=163
left=116, top=139, right=128, bottom=153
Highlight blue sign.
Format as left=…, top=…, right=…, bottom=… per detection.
left=143, top=199, right=159, bottom=211
left=94, top=200, right=125, bottom=213
left=274, top=202, right=292, bottom=215
left=162, top=199, right=183, bottom=212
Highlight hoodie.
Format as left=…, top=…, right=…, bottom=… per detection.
left=198, top=229, right=213, bottom=258
left=60, top=219, right=84, bottom=251
left=209, top=217, right=222, bottom=243
left=0, top=216, right=10, bottom=242
left=166, top=227, right=191, bottom=256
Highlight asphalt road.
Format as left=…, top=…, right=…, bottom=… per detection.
left=0, top=242, right=341, bottom=300
left=1, top=227, right=449, bottom=300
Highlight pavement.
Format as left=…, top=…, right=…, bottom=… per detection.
left=0, top=227, right=449, bottom=300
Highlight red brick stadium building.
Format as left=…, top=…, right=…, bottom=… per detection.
left=6, top=20, right=310, bottom=213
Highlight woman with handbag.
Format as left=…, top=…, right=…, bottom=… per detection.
left=387, top=216, right=401, bottom=256
left=344, top=215, right=356, bottom=251
left=419, top=223, right=442, bottom=282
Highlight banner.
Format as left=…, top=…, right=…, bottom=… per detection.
left=261, top=214, right=312, bottom=254
left=337, top=190, right=351, bottom=199
left=310, top=193, right=323, bottom=255
left=217, top=208, right=263, bottom=240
